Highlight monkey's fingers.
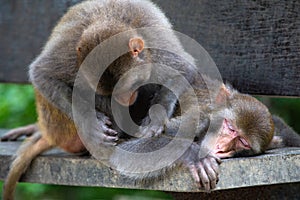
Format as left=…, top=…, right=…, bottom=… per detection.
left=104, top=118, right=112, bottom=126
left=102, top=126, right=118, bottom=136
left=197, top=161, right=211, bottom=192
left=207, top=155, right=221, bottom=175
left=96, top=112, right=113, bottom=126
left=188, top=164, right=201, bottom=183
left=203, top=158, right=219, bottom=190
left=140, top=125, right=164, bottom=138
left=211, top=154, right=222, bottom=165
left=102, top=135, right=118, bottom=145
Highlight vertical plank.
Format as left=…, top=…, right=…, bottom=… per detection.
left=0, top=0, right=300, bottom=96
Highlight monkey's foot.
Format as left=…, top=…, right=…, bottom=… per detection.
left=0, top=124, right=37, bottom=141
left=188, top=154, right=221, bottom=191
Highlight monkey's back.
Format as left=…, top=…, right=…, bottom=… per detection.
left=29, top=0, right=173, bottom=83
left=27, top=0, right=180, bottom=149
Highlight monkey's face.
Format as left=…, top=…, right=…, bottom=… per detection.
left=213, top=118, right=252, bottom=158
left=213, top=95, right=274, bottom=158
left=111, top=55, right=152, bottom=106
left=93, top=37, right=151, bottom=106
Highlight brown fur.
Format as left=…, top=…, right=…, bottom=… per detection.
left=35, top=89, right=85, bottom=152
left=2, top=1, right=197, bottom=199
left=110, top=78, right=277, bottom=191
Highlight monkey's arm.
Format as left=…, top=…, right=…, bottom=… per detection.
left=268, top=115, right=300, bottom=149
left=30, top=56, right=118, bottom=142
left=110, top=133, right=221, bottom=191
left=139, top=87, right=179, bottom=137
left=164, top=107, right=210, bottom=140
left=138, top=50, right=198, bottom=137
left=30, top=56, right=75, bottom=120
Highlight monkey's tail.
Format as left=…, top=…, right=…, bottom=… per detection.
left=271, top=115, right=300, bottom=148
left=2, top=132, right=53, bottom=200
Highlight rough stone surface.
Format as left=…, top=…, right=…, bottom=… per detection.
left=0, top=130, right=299, bottom=193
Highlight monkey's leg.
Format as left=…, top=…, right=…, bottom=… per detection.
left=112, top=135, right=221, bottom=191
left=2, top=132, right=53, bottom=200
left=0, top=124, right=38, bottom=141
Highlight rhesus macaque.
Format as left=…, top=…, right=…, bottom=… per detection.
left=1, top=0, right=197, bottom=199
left=109, top=77, right=300, bottom=191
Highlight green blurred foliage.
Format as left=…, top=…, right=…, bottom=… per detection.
left=1, top=181, right=173, bottom=200
left=269, top=98, right=300, bottom=133
left=258, top=96, right=300, bottom=133
left=1, top=84, right=300, bottom=199
left=0, top=84, right=37, bottom=128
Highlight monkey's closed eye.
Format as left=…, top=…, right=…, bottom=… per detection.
left=239, top=137, right=250, bottom=148
left=225, top=119, right=236, bottom=134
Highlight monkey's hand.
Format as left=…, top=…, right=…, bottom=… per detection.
left=96, top=112, right=119, bottom=144
left=139, top=116, right=164, bottom=137
left=181, top=143, right=222, bottom=191
left=139, top=104, right=168, bottom=137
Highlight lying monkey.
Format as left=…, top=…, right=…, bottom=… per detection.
left=109, top=77, right=300, bottom=191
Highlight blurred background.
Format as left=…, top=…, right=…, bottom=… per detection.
left=0, top=84, right=299, bottom=199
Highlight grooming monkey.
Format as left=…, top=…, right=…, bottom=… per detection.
left=1, top=0, right=198, bottom=199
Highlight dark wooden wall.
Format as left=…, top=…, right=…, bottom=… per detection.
left=0, top=0, right=299, bottom=96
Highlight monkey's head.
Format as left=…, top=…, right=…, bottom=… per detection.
left=212, top=84, right=274, bottom=158
left=77, top=31, right=151, bottom=106
left=109, top=37, right=152, bottom=107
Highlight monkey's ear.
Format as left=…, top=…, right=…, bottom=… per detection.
left=129, top=38, right=144, bottom=58
left=76, top=46, right=85, bottom=66
left=215, top=84, right=231, bottom=104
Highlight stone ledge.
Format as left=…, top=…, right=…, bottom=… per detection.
left=0, top=130, right=299, bottom=192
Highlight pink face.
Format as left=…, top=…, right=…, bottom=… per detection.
left=214, top=119, right=251, bottom=158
